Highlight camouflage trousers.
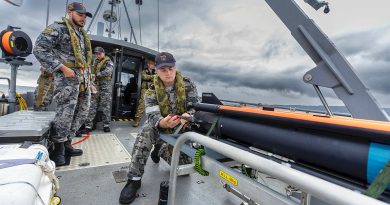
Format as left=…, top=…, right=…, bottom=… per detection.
left=134, top=89, right=146, bottom=119
left=85, top=81, right=112, bottom=128
left=33, top=74, right=54, bottom=111
left=52, top=69, right=90, bottom=143
left=127, top=122, right=192, bottom=179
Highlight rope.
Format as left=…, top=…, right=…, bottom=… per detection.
left=71, top=132, right=91, bottom=146
left=16, top=92, right=28, bottom=110
left=194, top=149, right=209, bottom=176
left=36, top=160, right=60, bottom=193
left=0, top=153, right=58, bottom=203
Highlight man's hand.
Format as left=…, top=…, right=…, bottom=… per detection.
left=90, top=85, right=97, bottom=94
left=159, top=114, right=181, bottom=129
left=60, top=65, right=75, bottom=78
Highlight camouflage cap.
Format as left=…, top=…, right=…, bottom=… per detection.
left=68, top=2, right=92, bottom=18
left=155, top=52, right=176, bottom=69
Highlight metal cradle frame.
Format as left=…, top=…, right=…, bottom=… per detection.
left=166, top=132, right=387, bottom=205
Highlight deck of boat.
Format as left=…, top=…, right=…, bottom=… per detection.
left=56, top=121, right=245, bottom=205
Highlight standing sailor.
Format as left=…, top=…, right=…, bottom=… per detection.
left=33, top=67, right=54, bottom=111
left=132, top=59, right=156, bottom=127
left=85, top=47, right=114, bottom=132
left=33, top=2, right=93, bottom=166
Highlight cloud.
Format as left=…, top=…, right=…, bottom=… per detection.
left=179, top=61, right=314, bottom=96
left=332, top=25, right=390, bottom=96
left=0, top=0, right=389, bottom=106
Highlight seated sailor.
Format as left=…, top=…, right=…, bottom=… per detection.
left=119, top=52, right=200, bottom=204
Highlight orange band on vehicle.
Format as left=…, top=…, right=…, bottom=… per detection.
left=1, top=31, right=14, bottom=55
left=219, top=105, right=390, bottom=132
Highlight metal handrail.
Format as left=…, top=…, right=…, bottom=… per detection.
left=168, top=132, right=387, bottom=205
left=0, top=77, right=10, bottom=91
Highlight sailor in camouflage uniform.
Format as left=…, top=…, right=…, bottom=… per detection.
left=85, top=47, right=114, bottom=132
left=119, top=52, right=200, bottom=204
left=132, top=59, right=155, bottom=127
left=33, top=67, right=54, bottom=111
left=33, top=2, right=93, bottom=166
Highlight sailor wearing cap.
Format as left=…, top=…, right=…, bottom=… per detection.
left=33, top=2, right=93, bottom=166
left=85, top=47, right=114, bottom=133
left=119, top=52, right=200, bottom=204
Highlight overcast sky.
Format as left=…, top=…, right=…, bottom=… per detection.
left=0, top=0, right=389, bottom=106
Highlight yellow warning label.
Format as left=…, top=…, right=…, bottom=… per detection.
left=10, top=40, right=14, bottom=47
left=219, top=170, right=238, bottom=186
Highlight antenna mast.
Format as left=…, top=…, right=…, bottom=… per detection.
left=135, top=0, right=143, bottom=45
left=46, top=0, right=51, bottom=27
left=157, top=0, right=159, bottom=51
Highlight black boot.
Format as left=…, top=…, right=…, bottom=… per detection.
left=85, top=126, right=92, bottom=133
left=151, top=143, right=161, bottom=164
left=119, top=179, right=141, bottom=204
left=103, top=126, right=111, bottom=132
left=65, top=140, right=83, bottom=156
left=75, top=130, right=83, bottom=138
left=53, top=142, right=66, bottom=166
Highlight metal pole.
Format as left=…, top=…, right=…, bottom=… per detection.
left=168, top=132, right=387, bottom=205
left=118, top=6, right=121, bottom=39
left=8, top=64, right=18, bottom=113
left=313, top=85, right=333, bottom=116
left=138, top=4, right=142, bottom=45
left=46, top=0, right=51, bottom=27
left=87, top=0, right=104, bottom=33
left=114, top=48, right=124, bottom=117
left=108, top=0, right=114, bottom=38
left=157, top=0, right=159, bottom=51
left=64, top=0, right=69, bottom=17
left=122, top=0, right=137, bottom=44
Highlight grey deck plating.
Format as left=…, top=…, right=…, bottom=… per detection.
left=56, top=122, right=243, bottom=205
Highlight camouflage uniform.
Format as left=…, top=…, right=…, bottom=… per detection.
left=33, top=19, right=91, bottom=143
left=85, top=57, right=114, bottom=128
left=127, top=74, right=200, bottom=179
left=134, top=69, right=155, bottom=120
left=33, top=68, right=54, bottom=111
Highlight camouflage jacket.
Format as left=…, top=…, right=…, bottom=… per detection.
left=33, top=21, right=87, bottom=73
left=141, top=69, right=155, bottom=90
left=145, top=76, right=200, bottom=129
left=93, top=58, right=114, bottom=82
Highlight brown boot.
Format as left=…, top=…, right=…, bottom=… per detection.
left=132, top=118, right=140, bottom=127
